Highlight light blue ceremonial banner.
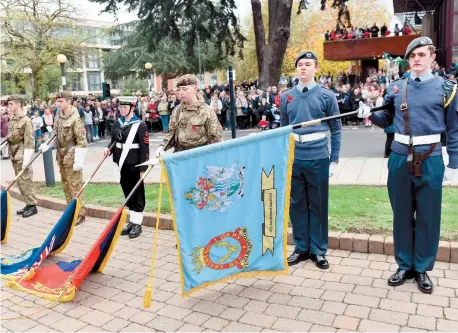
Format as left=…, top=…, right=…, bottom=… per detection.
left=162, top=126, right=294, bottom=296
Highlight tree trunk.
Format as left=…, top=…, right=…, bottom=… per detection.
left=251, top=0, right=293, bottom=89
left=161, top=73, right=171, bottom=92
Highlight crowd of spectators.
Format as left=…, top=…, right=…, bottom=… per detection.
left=324, top=22, right=412, bottom=41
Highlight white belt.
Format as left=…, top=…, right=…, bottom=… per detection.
left=292, top=132, right=326, bottom=143
left=394, top=133, right=441, bottom=146
left=116, top=143, right=140, bottom=149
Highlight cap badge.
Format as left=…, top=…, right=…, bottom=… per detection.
left=420, top=38, right=428, bottom=45
left=306, top=52, right=312, bottom=58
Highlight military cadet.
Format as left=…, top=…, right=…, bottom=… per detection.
left=104, top=100, right=149, bottom=239
left=40, top=92, right=88, bottom=225
left=280, top=51, right=342, bottom=269
left=6, top=95, right=38, bottom=217
left=155, top=74, right=223, bottom=157
left=358, top=37, right=457, bottom=293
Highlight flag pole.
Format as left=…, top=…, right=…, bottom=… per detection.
left=76, top=142, right=116, bottom=198
left=0, top=139, right=8, bottom=150
left=5, top=134, right=57, bottom=191
left=291, top=104, right=388, bottom=130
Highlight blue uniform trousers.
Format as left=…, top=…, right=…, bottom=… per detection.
left=290, top=158, right=329, bottom=255
left=388, top=152, right=444, bottom=272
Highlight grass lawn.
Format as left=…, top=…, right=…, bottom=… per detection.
left=36, top=183, right=458, bottom=241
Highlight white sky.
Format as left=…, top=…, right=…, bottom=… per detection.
left=73, top=0, right=398, bottom=28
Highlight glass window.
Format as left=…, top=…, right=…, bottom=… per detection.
left=87, top=72, right=101, bottom=91
left=454, top=15, right=458, bottom=43
left=70, top=73, right=82, bottom=91
left=452, top=46, right=458, bottom=67
left=455, top=0, right=458, bottom=11
left=86, top=50, right=100, bottom=69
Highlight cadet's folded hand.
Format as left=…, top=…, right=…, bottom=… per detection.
left=357, top=101, right=371, bottom=119
left=329, top=162, right=338, bottom=178
left=39, top=143, right=49, bottom=153
left=103, top=147, right=111, bottom=157
left=444, top=167, right=457, bottom=182
left=156, top=145, right=164, bottom=158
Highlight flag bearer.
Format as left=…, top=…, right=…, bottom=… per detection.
left=280, top=51, right=342, bottom=269
left=104, top=100, right=149, bottom=239
left=40, top=92, right=88, bottom=225
left=7, top=95, right=38, bottom=217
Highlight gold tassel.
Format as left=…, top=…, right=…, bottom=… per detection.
left=143, top=166, right=165, bottom=308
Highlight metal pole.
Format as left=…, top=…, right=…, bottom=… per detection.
left=43, top=148, right=55, bottom=187
left=60, top=63, right=66, bottom=91
left=197, top=32, right=202, bottom=89
left=228, top=65, right=237, bottom=139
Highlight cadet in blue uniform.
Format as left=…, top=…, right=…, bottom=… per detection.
left=104, top=100, right=150, bottom=239
left=359, top=37, right=458, bottom=293
left=280, top=51, right=342, bottom=269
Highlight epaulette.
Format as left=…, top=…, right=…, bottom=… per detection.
left=443, top=79, right=457, bottom=108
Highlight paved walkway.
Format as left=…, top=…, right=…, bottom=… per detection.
left=1, top=199, right=458, bottom=332
left=1, top=147, right=457, bottom=186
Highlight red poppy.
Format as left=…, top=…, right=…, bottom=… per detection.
left=192, top=125, right=197, bottom=131
left=393, top=86, right=399, bottom=93
left=287, top=95, right=293, bottom=103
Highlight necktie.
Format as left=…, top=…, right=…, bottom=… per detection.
left=302, top=87, right=308, bottom=93
left=414, top=78, right=421, bottom=82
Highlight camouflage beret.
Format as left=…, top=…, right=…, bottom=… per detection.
left=404, top=37, right=434, bottom=60
left=176, top=74, right=199, bottom=87
left=295, top=51, right=318, bottom=67
left=7, top=95, right=26, bottom=103
left=55, top=91, right=74, bottom=99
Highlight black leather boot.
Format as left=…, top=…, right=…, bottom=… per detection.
left=129, top=224, right=142, bottom=239
left=415, top=272, right=433, bottom=294
left=22, top=205, right=37, bottom=218
left=121, top=222, right=133, bottom=236
left=388, top=269, right=415, bottom=286
left=287, top=251, right=310, bottom=266
left=17, top=205, right=29, bottom=215
left=310, top=254, right=330, bottom=269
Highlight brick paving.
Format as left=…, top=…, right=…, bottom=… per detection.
left=2, top=198, right=458, bottom=332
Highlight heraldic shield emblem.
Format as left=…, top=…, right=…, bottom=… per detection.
left=191, top=227, right=253, bottom=274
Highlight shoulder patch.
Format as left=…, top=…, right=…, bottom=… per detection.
left=443, top=79, right=456, bottom=92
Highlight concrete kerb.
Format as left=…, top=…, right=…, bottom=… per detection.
left=4, top=186, right=457, bottom=263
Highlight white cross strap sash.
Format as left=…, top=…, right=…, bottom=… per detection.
left=292, top=132, right=326, bottom=143
left=394, top=133, right=441, bottom=146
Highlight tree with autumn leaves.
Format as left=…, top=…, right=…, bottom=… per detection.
left=234, top=0, right=391, bottom=82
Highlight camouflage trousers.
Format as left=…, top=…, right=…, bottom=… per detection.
left=12, top=160, right=37, bottom=205
left=59, top=163, right=85, bottom=216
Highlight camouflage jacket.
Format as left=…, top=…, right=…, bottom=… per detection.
left=163, top=100, right=223, bottom=151
left=7, top=109, right=34, bottom=162
left=54, top=106, right=88, bottom=165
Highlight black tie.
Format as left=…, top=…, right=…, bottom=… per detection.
left=302, top=87, right=308, bottom=93
left=414, top=78, right=421, bottom=82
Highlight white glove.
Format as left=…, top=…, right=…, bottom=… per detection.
left=357, top=101, right=371, bottom=119
left=73, top=147, right=88, bottom=171
left=156, top=145, right=164, bottom=158
left=39, top=143, right=49, bottom=153
left=329, top=162, right=338, bottom=178
left=444, top=167, right=457, bottom=182
left=22, top=148, right=34, bottom=170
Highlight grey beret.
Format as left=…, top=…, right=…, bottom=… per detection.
left=404, top=37, right=434, bottom=60
left=295, top=51, right=318, bottom=67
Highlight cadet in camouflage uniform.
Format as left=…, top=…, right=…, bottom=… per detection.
left=156, top=74, right=223, bottom=156
left=40, top=92, right=88, bottom=225
left=7, top=95, right=38, bottom=218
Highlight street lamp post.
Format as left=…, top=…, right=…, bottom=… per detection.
left=145, top=62, right=153, bottom=94
left=57, top=54, right=67, bottom=91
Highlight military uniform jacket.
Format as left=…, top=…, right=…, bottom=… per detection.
left=7, top=109, right=34, bottom=162
left=54, top=106, right=88, bottom=166
left=370, top=76, right=458, bottom=168
left=163, top=100, right=223, bottom=150
left=109, top=117, right=149, bottom=173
